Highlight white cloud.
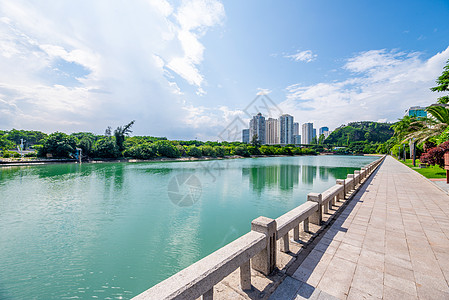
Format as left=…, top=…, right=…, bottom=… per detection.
left=281, top=47, right=449, bottom=131
left=167, top=0, right=225, bottom=91
left=257, top=88, right=272, bottom=95
left=0, top=0, right=225, bottom=138
left=285, top=50, right=317, bottom=63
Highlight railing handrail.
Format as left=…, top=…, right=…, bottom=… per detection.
left=321, top=184, right=343, bottom=203
left=133, top=231, right=266, bottom=300
left=276, top=201, right=318, bottom=239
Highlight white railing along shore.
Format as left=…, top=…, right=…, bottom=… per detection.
left=133, top=155, right=386, bottom=300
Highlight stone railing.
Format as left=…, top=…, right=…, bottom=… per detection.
left=132, top=155, right=385, bottom=300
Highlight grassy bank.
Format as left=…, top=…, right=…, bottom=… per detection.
left=398, top=158, right=446, bottom=179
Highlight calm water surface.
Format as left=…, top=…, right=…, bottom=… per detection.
left=0, top=155, right=377, bottom=299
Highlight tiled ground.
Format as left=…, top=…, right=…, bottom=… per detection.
left=270, top=156, right=449, bottom=300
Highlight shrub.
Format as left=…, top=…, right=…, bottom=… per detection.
left=200, top=145, right=216, bottom=157
left=124, top=143, right=157, bottom=159
left=233, top=145, right=250, bottom=157
left=93, top=137, right=120, bottom=158
left=260, top=145, right=275, bottom=155
left=155, top=140, right=181, bottom=158
left=214, top=146, right=225, bottom=157
left=247, top=145, right=261, bottom=155
left=41, top=132, right=77, bottom=158
left=420, top=141, right=449, bottom=168
left=186, top=146, right=202, bottom=157
left=176, top=145, right=187, bottom=156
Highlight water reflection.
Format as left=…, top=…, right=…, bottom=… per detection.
left=243, top=163, right=359, bottom=193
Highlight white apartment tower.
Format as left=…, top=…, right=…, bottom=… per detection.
left=293, top=122, right=299, bottom=136
left=265, top=118, right=280, bottom=145
left=279, top=114, right=294, bottom=145
left=302, top=123, right=314, bottom=144
left=249, top=113, right=266, bottom=144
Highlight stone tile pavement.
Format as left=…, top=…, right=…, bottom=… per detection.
left=270, top=156, right=449, bottom=300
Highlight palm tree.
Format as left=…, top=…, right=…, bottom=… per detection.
left=114, top=120, right=135, bottom=152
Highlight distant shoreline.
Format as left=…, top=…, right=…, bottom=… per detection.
left=0, top=153, right=378, bottom=167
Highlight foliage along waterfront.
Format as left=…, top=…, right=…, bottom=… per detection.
left=0, top=126, right=318, bottom=160
left=386, top=59, right=449, bottom=173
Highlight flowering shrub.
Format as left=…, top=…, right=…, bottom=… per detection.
left=420, top=141, right=449, bottom=168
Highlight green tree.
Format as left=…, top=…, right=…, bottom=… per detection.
left=155, top=140, right=180, bottom=158
left=72, top=132, right=97, bottom=156
left=431, top=59, right=449, bottom=104
left=114, top=120, right=135, bottom=153
left=124, top=142, right=156, bottom=159
left=0, top=135, right=14, bottom=150
left=41, top=132, right=77, bottom=158
left=93, top=137, right=120, bottom=158
left=233, top=145, right=250, bottom=157
left=186, top=145, right=202, bottom=157
left=250, top=134, right=261, bottom=148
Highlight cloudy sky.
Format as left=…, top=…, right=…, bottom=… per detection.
left=0, top=0, right=448, bottom=140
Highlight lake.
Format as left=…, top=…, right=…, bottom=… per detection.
left=0, top=155, right=377, bottom=299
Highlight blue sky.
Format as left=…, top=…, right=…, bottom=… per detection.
left=0, top=0, right=448, bottom=140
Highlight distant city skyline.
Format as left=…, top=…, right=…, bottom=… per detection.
left=242, top=112, right=329, bottom=145
left=0, top=1, right=448, bottom=140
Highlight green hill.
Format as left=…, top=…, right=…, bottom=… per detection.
left=324, top=121, right=393, bottom=153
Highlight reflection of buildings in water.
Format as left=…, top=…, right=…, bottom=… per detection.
left=319, top=166, right=329, bottom=181
left=244, top=164, right=361, bottom=192
left=279, top=164, right=300, bottom=190
left=301, top=165, right=317, bottom=184
left=243, top=164, right=300, bottom=193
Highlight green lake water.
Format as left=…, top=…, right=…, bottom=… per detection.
left=0, top=155, right=377, bottom=299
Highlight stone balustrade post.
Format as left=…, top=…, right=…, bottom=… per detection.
left=251, top=217, right=276, bottom=275
left=361, top=168, right=366, bottom=180
left=293, top=225, right=300, bottom=241
left=280, top=234, right=289, bottom=253
left=307, top=193, right=323, bottom=225
left=303, top=218, right=309, bottom=232
left=347, top=174, right=355, bottom=191
left=336, top=179, right=345, bottom=200
left=354, top=170, right=360, bottom=186
left=240, top=260, right=251, bottom=291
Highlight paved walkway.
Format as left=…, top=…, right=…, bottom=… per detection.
left=270, top=156, right=449, bottom=300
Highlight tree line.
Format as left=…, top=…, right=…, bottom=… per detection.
left=0, top=121, right=317, bottom=160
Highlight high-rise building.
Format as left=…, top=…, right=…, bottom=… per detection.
left=301, top=123, right=313, bottom=144
left=294, top=135, right=301, bottom=144
left=319, top=127, right=330, bottom=139
left=293, top=122, right=299, bottom=136
left=265, top=118, right=280, bottom=145
left=313, top=128, right=316, bottom=139
left=279, top=114, right=294, bottom=145
left=249, top=113, right=266, bottom=144
left=406, top=106, right=427, bottom=118
left=242, top=129, right=249, bottom=144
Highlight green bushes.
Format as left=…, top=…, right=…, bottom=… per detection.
left=200, top=145, right=216, bottom=157
left=4, top=127, right=320, bottom=160
left=40, top=132, right=77, bottom=158
left=124, top=143, right=157, bottom=159
left=154, top=141, right=181, bottom=158
left=186, top=146, right=202, bottom=157
left=233, top=145, right=250, bottom=157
